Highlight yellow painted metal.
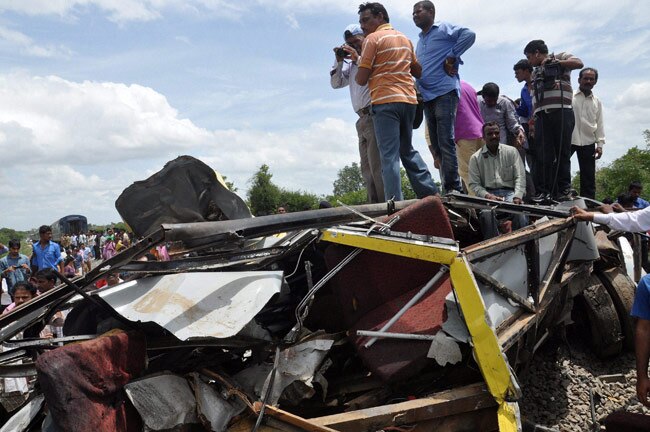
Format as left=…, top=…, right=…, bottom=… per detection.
left=320, top=229, right=458, bottom=265
left=449, top=256, right=518, bottom=431
left=321, top=228, right=519, bottom=431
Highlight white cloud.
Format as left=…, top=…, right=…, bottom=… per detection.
left=0, top=0, right=245, bottom=23
left=0, top=25, right=72, bottom=58
left=286, top=13, right=300, bottom=30
left=0, top=71, right=362, bottom=229
left=0, top=72, right=212, bottom=164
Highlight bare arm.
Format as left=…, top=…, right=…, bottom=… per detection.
left=560, top=57, right=583, bottom=71
left=355, top=67, right=371, bottom=86
left=411, top=60, right=422, bottom=79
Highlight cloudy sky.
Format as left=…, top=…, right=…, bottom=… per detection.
left=1, top=0, right=649, bottom=230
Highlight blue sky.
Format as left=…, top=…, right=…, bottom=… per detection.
left=1, top=0, right=649, bottom=230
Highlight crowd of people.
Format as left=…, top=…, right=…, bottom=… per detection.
left=331, top=1, right=609, bottom=208
left=0, top=224, right=174, bottom=316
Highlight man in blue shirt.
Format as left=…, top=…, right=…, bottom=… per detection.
left=629, top=181, right=650, bottom=209
left=0, top=239, right=31, bottom=297
left=32, top=225, right=63, bottom=273
left=412, top=0, right=475, bottom=193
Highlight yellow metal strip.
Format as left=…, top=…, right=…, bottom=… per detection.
left=450, top=255, right=518, bottom=431
left=321, top=228, right=518, bottom=431
left=497, top=403, right=520, bottom=432
left=321, top=229, right=458, bottom=265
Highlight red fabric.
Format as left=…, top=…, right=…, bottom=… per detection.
left=324, top=196, right=455, bottom=381
left=36, top=331, right=146, bottom=432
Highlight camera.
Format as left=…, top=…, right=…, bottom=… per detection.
left=533, top=59, right=562, bottom=101
left=336, top=45, right=350, bottom=58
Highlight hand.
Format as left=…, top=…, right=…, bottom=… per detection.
left=443, top=57, right=457, bottom=77
left=513, top=197, right=523, bottom=205
left=595, top=147, right=603, bottom=160
left=342, top=44, right=359, bottom=63
left=515, top=130, right=525, bottom=149
left=528, top=118, right=535, bottom=137
left=485, top=194, right=503, bottom=201
left=638, top=376, right=650, bottom=407
left=570, top=206, right=592, bottom=221
left=611, top=203, right=626, bottom=213
left=333, top=47, right=346, bottom=62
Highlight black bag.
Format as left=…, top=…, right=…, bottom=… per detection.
left=413, top=92, right=424, bottom=129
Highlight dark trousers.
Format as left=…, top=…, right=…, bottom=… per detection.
left=533, top=108, right=575, bottom=196
left=571, top=144, right=596, bottom=199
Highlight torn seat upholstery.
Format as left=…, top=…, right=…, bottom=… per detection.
left=324, top=196, right=454, bottom=382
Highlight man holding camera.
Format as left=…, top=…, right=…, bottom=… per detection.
left=571, top=67, right=605, bottom=199
left=524, top=40, right=583, bottom=201
left=355, top=2, right=439, bottom=201
left=330, top=24, right=384, bottom=203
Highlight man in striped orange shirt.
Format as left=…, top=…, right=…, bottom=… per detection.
left=355, top=2, right=439, bottom=201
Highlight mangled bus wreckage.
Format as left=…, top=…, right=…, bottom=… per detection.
left=0, top=157, right=639, bottom=432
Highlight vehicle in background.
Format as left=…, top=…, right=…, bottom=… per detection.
left=49, top=215, right=88, bottom=242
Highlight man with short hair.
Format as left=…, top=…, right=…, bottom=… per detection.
left=513, top=59, right=534, bottom=132
left=331, top=24, right=384, bottom=203
left=524, top=39, right=583, bottom=201
left=356, top=2, right=439, bottom=201
left=469, top=122, right=527, bottom=238
left=34, top=268, right=57, bottom=294
left=629, top=181, right=650, bottom=209
left=0, top=239, right=30, bottom=297
left=32, top=225, right=64, bottom=273
left=413, top=0, right=475, bottom=193
left=571, top=67, right=605, bottom=199
left=478, top=82, right=525, bottom=148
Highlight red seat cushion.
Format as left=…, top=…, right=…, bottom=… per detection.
left=324, top=196, right=455, bottom=381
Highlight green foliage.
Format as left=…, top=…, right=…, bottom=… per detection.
left=0, top=228, right=31, bottom=256
left=400, top=168, right=417, bottom=200
left=221, top=175, right=238, bottom=192
left=247, top=164, right=318, bottom=215
left=573, top=131, right=650, bottom=201
left=330, top=189, right=368, bottom=206
left=333, top=162, right=365, bottom=196
left=279, top=190, right=318, bottom=212
left=247, top=164, right=282, bottom=216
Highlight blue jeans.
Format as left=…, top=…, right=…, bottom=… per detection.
left=479, top=188, right=529, bottom=239
left=371, top=103, right=439, bottom=201
left=424, top=90, right=462, bottom=193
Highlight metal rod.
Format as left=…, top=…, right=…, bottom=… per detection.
left=365, top=266, right=449, bottom=348
left=356, top=330, right=436, bottom=341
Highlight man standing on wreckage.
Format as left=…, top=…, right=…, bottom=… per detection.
left=572, top=204, right=650, bottom=406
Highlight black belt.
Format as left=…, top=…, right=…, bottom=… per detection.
left=357, top=106, right=371, bottom=116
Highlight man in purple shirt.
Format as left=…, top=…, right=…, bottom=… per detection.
left=454, top=81, right=484, bottom=194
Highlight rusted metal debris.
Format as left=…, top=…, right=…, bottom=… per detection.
left=0, top=158, right=640, bottom=432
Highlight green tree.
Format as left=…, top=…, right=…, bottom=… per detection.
left=400, top=168, right=417, bottom=200
left=333, top=162, right=365, bottom=196
left=247, top=164, right=281, bottom=216
left=279, top=190, right=318, bottom=212
left=573, top=130, right=650, bottom=201
left=221, top=175, right=238, bottom=193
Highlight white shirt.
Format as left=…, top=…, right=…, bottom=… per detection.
left=572, top=91, right=605, bottom=148
left=330, top=59, right=371, bottom=113
left=593, top=207, right=650, bottom=232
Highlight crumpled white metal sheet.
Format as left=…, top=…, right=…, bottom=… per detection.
left=125, top=373, right=199, bottom=431
left=0, top=394, right=44, bottom=432
left=96, top=271, right=283, bottom=340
